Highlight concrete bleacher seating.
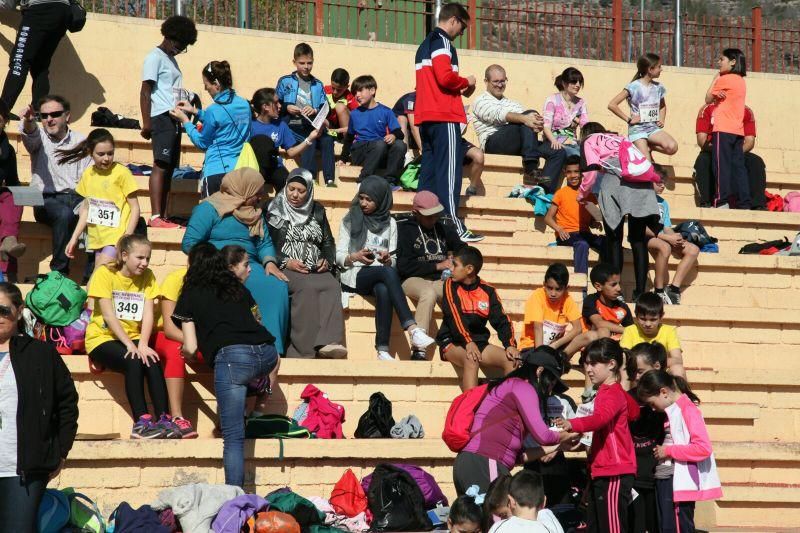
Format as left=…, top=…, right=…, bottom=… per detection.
left=4, top=12, right=800, bottom=530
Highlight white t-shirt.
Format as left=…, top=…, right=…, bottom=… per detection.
left=488, top=512, right=564, bottom=533
left=0, top=352, right=18, bottom=477
left=142, top=47, right=183, bottom=117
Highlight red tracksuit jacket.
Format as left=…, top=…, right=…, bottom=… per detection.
left=414, top=27, right=469, bottom=124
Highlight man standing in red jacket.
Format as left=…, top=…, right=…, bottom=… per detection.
left=414, top=3, right=482, bottom=242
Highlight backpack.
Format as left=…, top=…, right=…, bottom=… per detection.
left=245, top=414, right=312, bottom=439
left=266, top=490, right=325, bottom=530
left=441, top=383, right=489, bottom=452
left=672, top=220, right=717, bottom=248
left=298, top=384, right=345, bottom=439
left=399, top=160, right=420, bottom=191
left=738, top=237, right=790, bottom=255
left=330, top=468, right=368, bottom=518
left=615, top=139, right=660, bottom=183
left=784, top=191, right=800, bottom=212
left=361, top=464, right=448, bottom=509
left=25, top=271, right=88, bottom=326
left=354, top=391, right=395, bottom=438
left=765, top=191, right=785, bottom=212
left=38, top=488, right=106, bottom=533
left=366, top=464, right=433, bottom=531
left=107, top=502, right=169, bottom=533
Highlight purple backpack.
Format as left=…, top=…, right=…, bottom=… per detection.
left=361, top=463, right=448, bottom=509
left=212, top=494, right=269, bottom=532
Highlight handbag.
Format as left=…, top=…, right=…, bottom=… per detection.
left=68, top=0, right=87, bottom=33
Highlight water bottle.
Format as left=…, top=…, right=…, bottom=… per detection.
left=441, top=268, right=452, bottom=280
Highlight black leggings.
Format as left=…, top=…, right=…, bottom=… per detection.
left=604, top=215, right=660, bottom=296
left=89, top=340, right=169, bottom=420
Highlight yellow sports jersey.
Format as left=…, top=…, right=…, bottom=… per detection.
left=75, top=162, right=138, bottom=250
left=156, top=267, right=187, bottom=329
left=619, top=323, right=681, bottom=352
left=85, top=265, right=159, bottom=353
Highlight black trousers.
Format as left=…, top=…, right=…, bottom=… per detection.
left=351, top=139, right=407, bottom=181
left=1, top=3, right=71, bottom=110
left=604, top=215, right=660, bottom=296
left=711, top=132, right=751, bottom=209
left=694, top=149, right=766, bottom=209
left=587, top=474, right=634, bottom=533
left=629, top=486, right=659, bottom=533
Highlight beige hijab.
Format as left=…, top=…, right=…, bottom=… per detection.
left=204, top=168, right=265, bottom=237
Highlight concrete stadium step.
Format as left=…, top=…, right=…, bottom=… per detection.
left=51, top=437, right=800, bottom=529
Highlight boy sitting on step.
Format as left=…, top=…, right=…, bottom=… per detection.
left=581, top=263, right=633, bottom=343
left=437, top=246, right=519, bottom=392
left=620, top=292, right=686, bottom=380
left=544, top=155, right=605, bottom=274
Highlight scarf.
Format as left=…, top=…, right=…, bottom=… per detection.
left=345, top=175, right=393, bottom=253
left=204, top=168, right=265, bottom=237
left=267, top=168, right=315, bottom=229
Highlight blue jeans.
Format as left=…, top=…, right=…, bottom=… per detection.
left=214, top=343, right=279, bottom=487
left=33, top=191, right=82, bottom=273
left=349, top=266, right=416, bottom=352
left=556, top=231, right=606, bottom=274
left=0, top=475, right=47, bottom=533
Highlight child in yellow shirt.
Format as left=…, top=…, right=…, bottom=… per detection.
left=620, top=292, right=685, bottom=379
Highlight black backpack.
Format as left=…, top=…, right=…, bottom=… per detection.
left=739, top=237, right=791, bottom=255
left=354, top=392, right=395, bottom=438
left=367, top=464, right=433, bottom=531
left=672, top=220, right=717, bottom=247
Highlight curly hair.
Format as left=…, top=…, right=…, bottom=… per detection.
left=161, top=15, right=198, bottom=46
left=183, top=243, right=247, bottom=302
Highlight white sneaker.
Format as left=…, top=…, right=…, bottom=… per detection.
left=377, top=350, right=395, bottom=361
left=404, top=151, right=415, bottom=166
left=410, top=328, right=436, bottom=350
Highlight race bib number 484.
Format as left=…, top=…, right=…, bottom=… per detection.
left=88, top=198, right=121, bottom=228
left=112, top=291, right=145, bottom=321
left=639, top=102, right=660, bottom=123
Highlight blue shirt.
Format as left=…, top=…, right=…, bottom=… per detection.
left=348, top=103, right=401, bottom=144
left=657, top=196, right=672, bottom=228
left=142, top=47, right=182, bottom=117
left=250, top=120, right=296, bottom=169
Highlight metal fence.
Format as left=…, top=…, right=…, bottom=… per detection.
left=84, top=0, right=800, bottom=74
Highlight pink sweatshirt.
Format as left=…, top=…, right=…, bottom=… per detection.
left=577, top=133, right=624, bottom=199
left=664, top=394, right=723, bottom=502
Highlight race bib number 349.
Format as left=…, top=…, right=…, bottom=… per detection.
left=88, top=198, right=121, bottom=228
left=112, top=291, right=145, bottom=321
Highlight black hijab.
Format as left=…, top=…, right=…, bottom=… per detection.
left=345, top=175, right=393, bottom=253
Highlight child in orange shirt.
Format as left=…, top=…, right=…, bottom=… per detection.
left=705, top=48, right=750, bottom=209
left=544, top=155, right=605, bottom=273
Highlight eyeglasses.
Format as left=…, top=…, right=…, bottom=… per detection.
left=489, top=79, right=508, bottom=86
left=0, top=305, right=13, bottom=318
left=38, top=110, right=65, bottom=120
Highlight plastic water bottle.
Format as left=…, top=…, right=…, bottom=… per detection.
left=441, top=269, right=452, bottom=280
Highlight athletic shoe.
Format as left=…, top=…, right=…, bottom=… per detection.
left=459, top=230, right=485, bottom=243
left=317, top=344, right=348, bottom=359
left=410, top=350, right=428, bottom=361
left=325, top=180, right=338, bottom=188
left=130, top=414, right=166, bottom=439
left=465, top=186, right=478, bottom=196
left=156, top=414, right=183, bottom=439
left=404, top=151, right=415, bottom=166
left=409, top=328, right=435, bottom=350
left=656, top=290, right=674, bottom=305
left=172, top=416, right=199, bottom=439
left=377, top=350, right=395, bottom=361
left=149, top=216, right=181, bottom=229
left=666, top=286, right=681, bottom=305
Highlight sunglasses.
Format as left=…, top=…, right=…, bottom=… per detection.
left=38, top=110, right=65, bottom=120
left=0, top=305, right=13, bottom=318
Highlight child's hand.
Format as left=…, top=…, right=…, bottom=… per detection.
left=65, top=239, right=78, bottom=259
left=656, top=119, right=665, bottom=128
left=653, top=445, right=668, bottom=461
left=629, top=114, right=641, bottom=125
left=551, top=140, right=563, bottom=150
left=123, top=342, right=138, bottom=360
left=554, top=417, right=573, bottom=432
left=716, top=90, right=727, bottom=101
left=384, top=133, right=396, bottom=145
left=301, top=106, right=315, bottom=117
left=308, top=128, right=321, bottom=141
left=137, top=345, right=160, bottom=367
left=505, top=345, right=519, bottom=362
left=555, top=226, right=570, bottom=241
left=466, top=342, right=482, bottom=363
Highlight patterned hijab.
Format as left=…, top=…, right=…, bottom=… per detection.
left=267, top=168, right=315, bottom=229
left=344, top=175, right=393, bottom=253
left=205, top=168, right=265, bottom=237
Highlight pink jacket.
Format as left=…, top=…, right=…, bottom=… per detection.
left=665, top=394, right=723, bottom=502
left=577, top=133, right=624, bottom=199
left=299, top=384, right=346, bottom=439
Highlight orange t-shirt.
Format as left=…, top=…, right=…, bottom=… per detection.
left=519, top=288, right=582, bottom=350
left=552, top=185, right=596, bottom=233
left=710, top=73, right=746, bottom=136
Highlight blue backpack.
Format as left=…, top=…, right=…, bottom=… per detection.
left=107, top=502, right=168, bottom=533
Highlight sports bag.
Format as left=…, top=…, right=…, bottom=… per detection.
left=245, top=414, right=311, bottom=439
left=266, top=490, right=324, bottom=530
left=38, top=488, right=106, bottom=533
left=441, top=383, right=489, bottom=452
left=354, top=391, right=395, bottom=438
left=329, top=468, right=368, bottom=518
left=366, top=464, right=433, bottom=531
left=765, top=191, right=784, bottom=212
left=399, top=160, right=420, bottom=191
left=107, top=502, right=169, bottom=533
left=68, top=0, right=87, bottom=32
left=25, top=271, right=87, bottom=326
left=672, top=220, right=717, bottom=248
left=615, top=139, right=660, bottom=183
left=739, top=237, right=790, bottom=255
left=361, top=464, right=448, bottom=509
left=783, top=191, right=800, bottom=212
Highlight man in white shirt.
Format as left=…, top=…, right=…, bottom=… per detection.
left=472, top=65, right=565, bottom=193
left=19, top=95, right=90, bottom=274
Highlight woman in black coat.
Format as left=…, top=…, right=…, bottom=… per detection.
left=0, top=282, right=79, bottom=532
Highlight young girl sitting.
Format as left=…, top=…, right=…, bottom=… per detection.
left=557, top=338, right=638, bottom=533
left=86, top=234, right=177, bottom=439
left=638, top=369, right=721, bottom=533
left=608, top=53, right=677, bottom=162
left=542, top=67, right=588, bottom=158
left=62, top=128, right=141, bottom=272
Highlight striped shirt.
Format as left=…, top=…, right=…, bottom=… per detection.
left=19, top=124, right=90, bottom=193
left=471, top=91, right=525, bottom=149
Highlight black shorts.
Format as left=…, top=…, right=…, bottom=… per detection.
left=438, top=338, right=490, bottom=361
left=150, top=112, right=182, bottom=169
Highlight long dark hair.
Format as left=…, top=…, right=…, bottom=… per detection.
left=57, top=128, right=114, bottom=165
left=579, top=121, right=608, bottom=140
left=182, top=243, right=246, bottom=302
left=625, top=341, right=667, bottom=382
left=0, top=282, right=26, bottom=333
left=637, top=368, right=701, bottom=404
left=581, top=338, right=624, bottom=379
left=554, top=66, right=584, bottom=90
left=722, top=48, right=747, bottom=76
left=448, top=495, right=483, bottom=530
left=203, top=60, right=233, bottom=89
left=632, top=52, right=661, bottom=81
left=488, top=346, right=561, bottom=418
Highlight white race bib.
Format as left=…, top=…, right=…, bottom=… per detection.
left=87, top=198, right=121, bottom=228
left=639, top=102, right=660, bottom=124
left=112, top=291, right=145, bottom=321
left=542, top=320, right=566, bottom=346
left=576, top=401, right=594, bottom=447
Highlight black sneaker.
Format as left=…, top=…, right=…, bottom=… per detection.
left=666, top=286, right=681, bottom=305
left=410, top=350, right=427, bottom=361
left=459, top=230, right=485, bottom=243
left=131, top=414, right=166, bottom=439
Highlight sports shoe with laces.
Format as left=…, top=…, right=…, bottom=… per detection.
left=409, top=328, right=435, bottom=350
left=459, top=229, right=485, bottom=243
left=172, top=416, right=199, bottom=439
left=656, top=290, right=674, bottom=305
left=149, top=216, right=181, bottom=229
left=156, top=414, right=183, bottom=439
left=665, top=286, right=681, bottom=305
left=410, top=350, right=427, bottom=361
left=377, top=350, right=395, bottom=361
left=130, top=414, right=166, bottom=439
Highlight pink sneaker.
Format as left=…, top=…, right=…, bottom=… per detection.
left=149, top=216, right=181, bottom=229
left=172, top=416, right=198, bottom=439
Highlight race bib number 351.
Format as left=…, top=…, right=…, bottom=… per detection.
left=88, top=198, right=121, bottom=228
left=112, top=291, right=145, bottom=321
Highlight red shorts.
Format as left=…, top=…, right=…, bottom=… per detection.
left=153, top=331, right=203, bottom=379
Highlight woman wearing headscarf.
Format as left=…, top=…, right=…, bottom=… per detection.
left=267, top=168, right=346, bottom=359
left=182, top=168, right=289, bottom=354
left=336, top=176, right=435, bottom=360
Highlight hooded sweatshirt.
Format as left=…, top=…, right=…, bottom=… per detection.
left=570, top=382, right=638, bottom=478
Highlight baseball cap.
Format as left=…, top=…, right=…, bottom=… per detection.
left=521, top=347, right=569, bottom=394
left=412, top=190, right=444, bottom=216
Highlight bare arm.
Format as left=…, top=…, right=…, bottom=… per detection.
left=533, top=322, right=544, bottom=348
left=139, top=81, right=154, bottom=138
left=705, top=74, right=720, bottom=104
left=65, top=200, right=89, bottom=259
left=743, top=136, right=755, bottom=153
left=544, top=205, right=569, bottom=241
left=408, top=114, right=423, bottom=151
left=125, top=196, right=140, bottom=236
left=161, top=299, right=183, bottom=343
left=181, top=321, right=199, bottom=356
left=608, top=89, right=631, bottom=123
left=696, top=132, right=709, bottom=150
left=334, top=102, right=350, bottom=135
left=589, top=313, right=625, bottom=335
left=284, top=129, right=320, bottom=159
left=98, top=298, right=135, bottom=348
left=138, top=299, right=155, bottom=350
left=550, top=318, right=581, bottom=350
